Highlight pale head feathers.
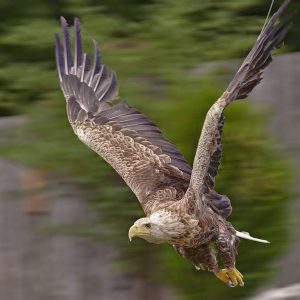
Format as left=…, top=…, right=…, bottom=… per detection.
left=129, top=209, right=198, bottom=244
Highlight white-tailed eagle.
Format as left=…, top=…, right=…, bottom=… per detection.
left=55, top=0, right=292, bottom=287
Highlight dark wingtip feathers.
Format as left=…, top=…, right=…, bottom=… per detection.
left=259, top=0, right=293, bottom=56
left=228, top=0, right=293, bottom=101
left=60, top=17, right=73, bottom=75
left=259, top=0, right=292, bottom=41
left=278, top=0, right=292, bottom=14
left=55, top=33, right=64, bottom=82
left=74, top=17, right=83, bottom=74
left=56, top=16, right=118, bottom=113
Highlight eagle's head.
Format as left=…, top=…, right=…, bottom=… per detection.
left=128, top=209, right=188, bottom=244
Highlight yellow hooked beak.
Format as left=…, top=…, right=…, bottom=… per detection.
left=128, top=224, right=150, bottom=241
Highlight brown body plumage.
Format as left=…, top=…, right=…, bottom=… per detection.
left=55, top=0, right=292, bottom=287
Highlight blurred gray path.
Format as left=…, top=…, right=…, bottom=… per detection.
left=0, top=117, right=176, bottom=300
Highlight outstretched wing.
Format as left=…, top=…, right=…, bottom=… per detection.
left=187, top=0, right=292, bottom=197
left=55, top=17, right=191, bottom=212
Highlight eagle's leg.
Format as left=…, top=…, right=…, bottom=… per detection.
left=214, top=231, right=244, bottom=287
left=174, top=244, right=218, bottom=272
left=192, top=243, right=218, bottom=272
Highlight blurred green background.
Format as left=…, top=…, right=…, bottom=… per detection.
left=0, top=0, right=299, bottom=299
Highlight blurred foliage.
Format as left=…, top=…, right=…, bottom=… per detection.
left=0, top=0, right=296, bottom=299
left=1, top=0, right=299, bottom=115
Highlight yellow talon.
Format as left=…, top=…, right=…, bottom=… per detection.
left=228, top=268, right=244, bottom=287
left=214, top=269, right=229, bottom=284
left=214, top=267, right=244, bottom=287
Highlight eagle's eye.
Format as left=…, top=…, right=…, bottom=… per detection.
left=144, top=223, right=151, bottom=228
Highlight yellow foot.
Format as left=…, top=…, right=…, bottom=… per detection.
left=214, top=267, right=244, bottom=287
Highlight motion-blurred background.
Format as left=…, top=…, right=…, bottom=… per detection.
left=0, top=0, right=300, bottom=299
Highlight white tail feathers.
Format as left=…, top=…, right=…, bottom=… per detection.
left=236, top=231, right=270, bottom=244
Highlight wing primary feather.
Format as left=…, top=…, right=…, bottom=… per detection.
left=81, top=53, right=88, bottom=82
left=88, top=40, right=101, bottom=86
left=94, top=66, right=109, bottom=95
left=267, top=12, right=294, bottom=46
left=55, top=33, right=64, bottom=82
left=74, top=18, right=83, bottom=75
left=261, top=0, right=275, bottom=33
left=93, top=65, right=104, bottom=91
left=60, top=17, right=73, bottom=75
left=258, top=0, right=291, bottom=40
left=98, top=71, right=118, bottom=103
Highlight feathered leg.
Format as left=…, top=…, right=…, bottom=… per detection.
left=174, top=244, right=219, bottom=272
left=214, top=229, right=244, bottom=287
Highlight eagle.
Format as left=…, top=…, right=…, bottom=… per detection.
left=55, top=0, right=292, bottom=287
